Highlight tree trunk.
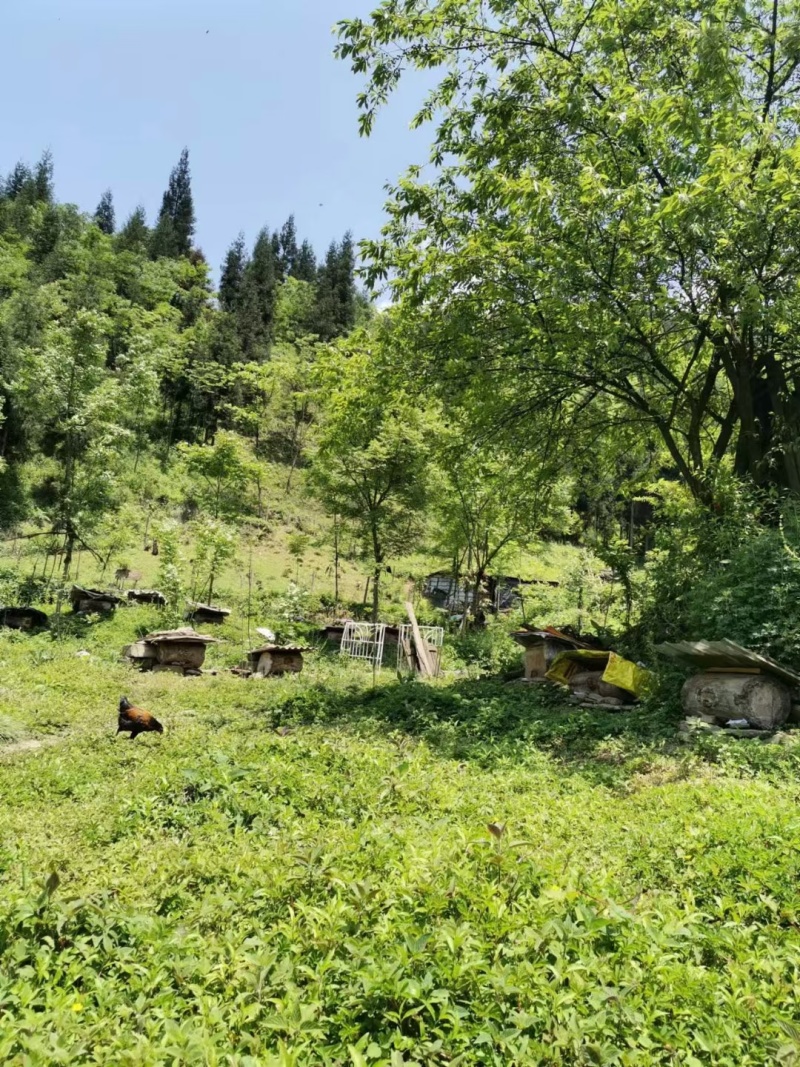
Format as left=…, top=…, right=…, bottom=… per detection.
left=333, top=517, right=340, bottom=613
left=372, top=563, right=381, bottom=623
left=471, top=565, right=487, bottom=628
left=370, top=523, right=384, bottom=624
left=62, top=529, right=75, bottom=580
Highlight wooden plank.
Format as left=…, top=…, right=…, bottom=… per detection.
left=404, top=601, right=434, bottom=678
left=705, top=667, right=761, bottom=675
left=400, top=634, right=415, bottom=673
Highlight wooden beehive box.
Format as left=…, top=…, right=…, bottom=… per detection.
left=143, top=627, right=219, bottom=670
left=187, top=603, right=231, bottom=626
left=71, top=585, right=124, bottom=614
left=247, top=644, right=310, bottom=677
left=511, top=629, right=584, bottom=680
left=127, top=589, right=167, bottom=606
left=0, top=606, right=49, bottom=631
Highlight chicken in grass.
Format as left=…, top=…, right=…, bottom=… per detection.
left=117, top=696, right=163, bottom=740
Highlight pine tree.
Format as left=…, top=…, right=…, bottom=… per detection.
left=117, top=206, right=149, bottom=252
left=31, top=204, right=62, bottom=263
left=314, top=234, right=357, bottom=341
left=2, top=162, right=32, bottom=200
left=293, top=240, right=317, bottom=282
left=219, top=234, right=247, bottom=313
left=94, top=190, right=115, bottom=235
left=279, top=215, right=299, bottom=278
left=170, top=148, right=195, bottom=254
left=33, top=151, right=54, bottom=202
left=151, top=148, right=195, bottom=258
left=149, top=213, right=175, bottom=259
left=335, top=231, right=357, bottom=333
left=240, top=227, right=278, bottom=357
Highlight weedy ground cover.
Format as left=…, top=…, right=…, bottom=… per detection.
left=2, top=612, right=800, bottom=1065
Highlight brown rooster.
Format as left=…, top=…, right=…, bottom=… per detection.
left=117, top=696, right=163, bottom=740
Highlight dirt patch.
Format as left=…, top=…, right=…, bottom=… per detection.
left=0, top=736, right=61, bottom=759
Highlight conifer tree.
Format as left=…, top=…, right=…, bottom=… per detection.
left=240, top=227, right=278, bottom=357
left=117, top=206, right=149, bottom=252
left=271, top=230, right=282, bottom=271
left=219, top=234, right=247, bottom=313
left=279, top=215, right=299, bottom=278
left=293, top=240, right=317, bottom=282
left=94, top=190, right=115, bottom=235
left=335, top=231, right=356, bottom=332
left=151, top=148, right=195, bottom=258
left=314, top=234, right=357, bottom=341
left=149, top=213, right=175, bottom=260
left=33, top=151, right=54, bottom=202
left=314, top=241, right=340, bottom=341
left=2, top=162, right=32, bottom=200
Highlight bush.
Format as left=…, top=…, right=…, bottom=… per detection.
left=447, top=617, right=520, bottom=676
left=633, top=479, right=800, bottom=664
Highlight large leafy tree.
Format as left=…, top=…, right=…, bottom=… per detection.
left=10, top=308, right=131, bottom=575
left=310, top=331, right=435, bottom=620
left=338, top=0, right=800, bottom=499
left=435, top=424, right=571, bottom=620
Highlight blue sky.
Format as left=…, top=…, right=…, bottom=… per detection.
left=2, top=0, right=430, bottom=281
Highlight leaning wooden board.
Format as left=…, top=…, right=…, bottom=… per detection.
left=404, top=601, right=434, bottom=678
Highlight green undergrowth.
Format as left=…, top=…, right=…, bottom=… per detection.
left=3, top=619, right=800, bottom=1064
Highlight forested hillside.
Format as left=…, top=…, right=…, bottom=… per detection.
left=0, top=151, right=375, bottom=603
left=0, top=148, right=604, bottom=632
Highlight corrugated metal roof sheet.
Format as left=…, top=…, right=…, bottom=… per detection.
left=656, top=640, right=800, bottom=686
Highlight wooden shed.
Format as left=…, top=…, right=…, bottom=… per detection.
left=320, top=621, right=400, bottom=648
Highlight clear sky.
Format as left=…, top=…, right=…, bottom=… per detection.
left=1, top=0, right=430, bottom=281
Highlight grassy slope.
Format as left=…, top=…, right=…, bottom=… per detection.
left=2, top=609, right=800, bottom=1064
left=0, top=463, right=600, bottom=625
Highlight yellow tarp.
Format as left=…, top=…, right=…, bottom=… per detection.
left=545, top=649, right=652, bottom=698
